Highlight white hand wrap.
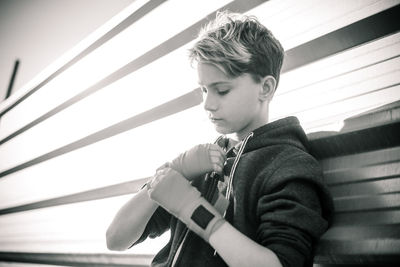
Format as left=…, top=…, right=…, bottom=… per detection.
left=147, top=168, right=225, bottom=242
left=169, top=144, right=226, bottom=180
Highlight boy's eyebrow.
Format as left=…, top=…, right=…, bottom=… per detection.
left=198, top=81, right=231, bottom=87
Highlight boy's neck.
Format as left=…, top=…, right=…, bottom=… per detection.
left=230, top=113, right=269, bottom=141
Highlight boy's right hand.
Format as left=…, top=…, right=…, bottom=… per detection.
left=169, top=144, right=226, bottom=181
left=147, top=167, right=225, bottom=242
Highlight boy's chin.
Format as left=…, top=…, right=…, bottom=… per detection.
left=214, top=126, right=233, bottom=135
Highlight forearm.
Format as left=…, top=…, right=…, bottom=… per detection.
left=209, top=221, right=282, bottom=267
left=106, top=187, right=158, bottom=251
left=147, top=168, right=280, bottom=266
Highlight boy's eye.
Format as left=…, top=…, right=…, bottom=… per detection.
left=217, top=89, right=230, bottom=95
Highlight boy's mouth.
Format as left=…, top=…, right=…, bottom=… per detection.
left=210, top=117, right=222, bottom=122
left=210, top=118, right=224, bottom=124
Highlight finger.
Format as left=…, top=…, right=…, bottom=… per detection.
left=212, top=164, right=223, bottom=174
left=209, top=149, right=227, bottom=163
left=210, top=153, right=226, bottom=164
left=156, top=168, right=167, bottom=175
left=209, top=150, right=226, bottom=159
left=156, top=162, right=171, bottom=172
left=210, top=160, right=225, bottom=174
left=149, top=176, right=159, bottom=188
left=151, top=168, right=168, bottom=187
left=209, top=144, right=226, bottom=155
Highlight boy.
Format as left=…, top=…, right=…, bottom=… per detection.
left=106, top=11, right=333, bottom=267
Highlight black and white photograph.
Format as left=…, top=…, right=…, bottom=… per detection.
left=0, top=0, right=399, bottom=266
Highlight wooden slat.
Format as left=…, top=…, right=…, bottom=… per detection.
left=2, top=2, right=399, bottom=155
left=278, top=32, right=400, bottom=96
left=282, top=4, right=400, bottom=72
left=0, top=0, right=266, bottom=146
left=312, top=100, right=400, bottom=265
left=0, top=252, right=153, bottom=267
left=316, top=224, right=400, bottom=265
left=322, top=225, right=400, bottom=240
left=0, top=178, right=147, bottom=216
left=0, top=0, right=166, bottom=118
left=315, top=239, right=400, bottom=264
left=320, top=146, right=400, bottom=171
left=0, top=89, right=202, bottom=178
left=333, top=194, right=400, bottom=213
left=0, top=196, right=170, bottom=254
left=276, top=56, right=400, bottom=117
left=309, top=120, right=400, bottom=159
left=329, top=177, right=400, bottom=197
left=333, top=209, right=400, bottom=226
left=0, top=105, right=213, bottom=210
left=324, top=161, right=400, bottom=186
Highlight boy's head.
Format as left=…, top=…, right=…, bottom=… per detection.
left=189, top=11, right=284, bottom=89
left=188, top=11, right=285, bottom=139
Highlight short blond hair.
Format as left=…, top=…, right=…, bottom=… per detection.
left=189, top=11, right=284, bottom=87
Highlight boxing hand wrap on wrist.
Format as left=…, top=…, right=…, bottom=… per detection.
left=170, top=144, right=225, bottom=181
left=148, top=168, right=225, bottom=242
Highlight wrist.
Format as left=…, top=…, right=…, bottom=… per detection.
left=209, top=217, right=225, bottom=237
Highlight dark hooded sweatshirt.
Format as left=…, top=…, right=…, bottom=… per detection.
left=133, top=116, right=334, bottom=267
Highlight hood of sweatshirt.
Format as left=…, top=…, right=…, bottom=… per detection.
left=220, top=116, right=334, bottom=227
left=243, top=116, right=309, bottom=154
left=220, top=116, right=310, bottom=179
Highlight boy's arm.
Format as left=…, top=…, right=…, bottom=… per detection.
left=147, top=168, right=283, bottom=267
left=106, top=143, right=225, bottom=251
left=209, top=222, right=282, bottom=267
left=106, top=187, right=159, bottom=251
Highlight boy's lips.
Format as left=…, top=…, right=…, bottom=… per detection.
left=209, top=117, right=223, bottom=123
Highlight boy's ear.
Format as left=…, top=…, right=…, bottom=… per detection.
left=259, top=75, right=276, bottom=101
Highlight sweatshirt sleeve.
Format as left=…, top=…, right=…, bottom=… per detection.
left=131, top=206, right=171, bottom=246
left=256, top=153, right=331, bottom=267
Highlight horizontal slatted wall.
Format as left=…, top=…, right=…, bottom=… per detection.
left=311, top=103, right=400, bottom=265
left=0, top=0, right=399, bottom=266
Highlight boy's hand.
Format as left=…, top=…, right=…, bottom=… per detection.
left=169, top=144, right=226, bottom=180
left=147, top=167, right=225, bottom=242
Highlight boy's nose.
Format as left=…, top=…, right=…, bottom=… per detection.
left=203, top=93, right=218, bottom=111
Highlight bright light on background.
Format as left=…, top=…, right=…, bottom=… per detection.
left=0, top=0, right=399, bottom=257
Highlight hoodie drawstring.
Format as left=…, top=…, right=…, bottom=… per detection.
left=212, top=132, right=253, bottom=257
left=223, top=132, right=253, bottom=218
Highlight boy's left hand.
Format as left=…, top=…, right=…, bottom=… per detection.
left=169, top=144, right=226, bottom=181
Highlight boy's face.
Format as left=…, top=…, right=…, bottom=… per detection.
left=197, top=62, right=268, bottom=140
